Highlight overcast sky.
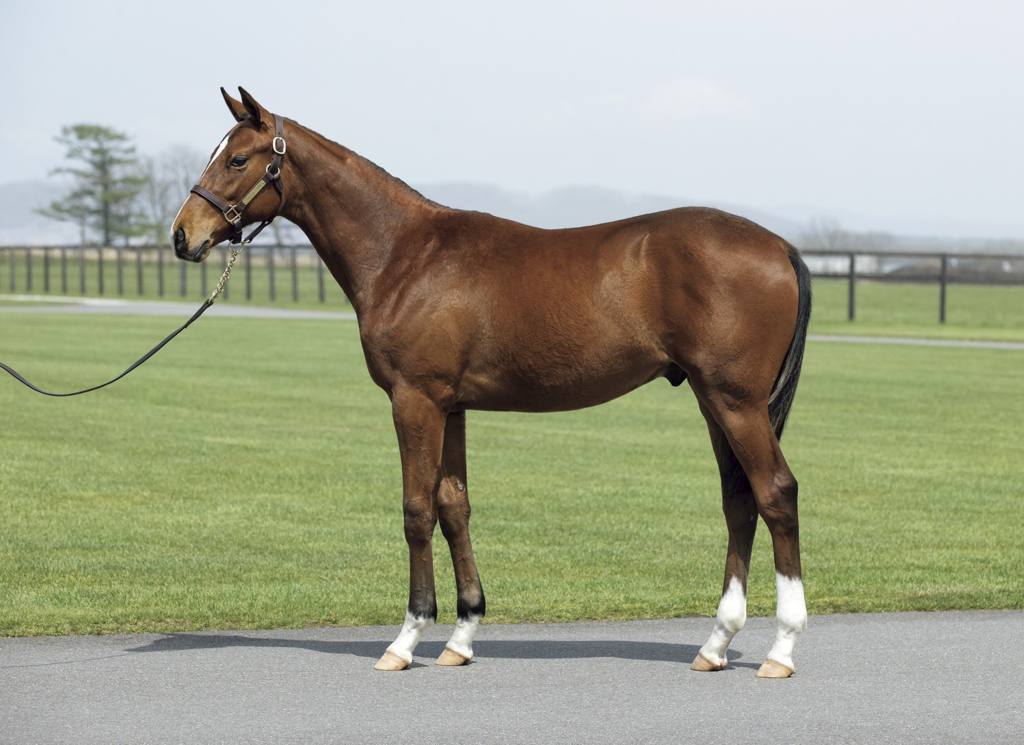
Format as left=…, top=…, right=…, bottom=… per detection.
left=3, top=1, right=1021, bottom=238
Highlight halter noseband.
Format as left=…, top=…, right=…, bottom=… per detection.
left=190, top=113, right=287, bottom=246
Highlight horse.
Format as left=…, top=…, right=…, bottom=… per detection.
left=171, top=87, right=812, bottom=679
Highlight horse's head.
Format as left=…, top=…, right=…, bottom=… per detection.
left=171, top=87, right=286, bottom=262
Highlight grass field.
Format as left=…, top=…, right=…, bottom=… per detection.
left=1, top=310, right=1021, bottom=637
left=810, top=278, right=1024, bottom=341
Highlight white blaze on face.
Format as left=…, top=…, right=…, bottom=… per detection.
left=204, top=132, right=231, bottom=174
left=445, top=614, right=482, bottom=659
left=385, top=612, right=432, bottom=663
left=170, top=129, right=233, bottom=230
left=698, top=576, right=747, bottom=667
left=766, top=573, right=807, bottom=670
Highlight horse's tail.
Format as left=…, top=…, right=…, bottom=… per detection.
left=768, top=244, right=812, bottom=440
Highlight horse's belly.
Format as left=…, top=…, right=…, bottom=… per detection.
left=458, top=343, right=669, bottom=413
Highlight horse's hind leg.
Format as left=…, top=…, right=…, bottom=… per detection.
left=691, top=404, right=758, bottom=672
left=435, top=410, right=486, bottom=666
left=696, top=388, right=806, bottom=678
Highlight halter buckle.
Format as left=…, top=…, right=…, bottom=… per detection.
left=265, top=163, right=281, bottom=180
left=272, top=136, right=287, bottom=155
left=223, top=205, right=242, bottom=224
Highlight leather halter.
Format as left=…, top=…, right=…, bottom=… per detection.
left=190, top=113, right=287, bottom=246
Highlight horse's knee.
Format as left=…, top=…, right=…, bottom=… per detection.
left=755, top=470, right=799, bottom=533
left=403, top=497, right=437, bottom=543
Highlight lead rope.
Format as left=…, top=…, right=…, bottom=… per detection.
left=0, top=245, right=246, bottom=397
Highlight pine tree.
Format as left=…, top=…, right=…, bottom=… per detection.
left=38, top=124, right=148, bottom=245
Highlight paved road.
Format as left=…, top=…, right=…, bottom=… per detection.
left=0, top=295, right=356, bottom=320
left=808, top=333, right=1024, bottom=351
left=1, top=611, right=1020, bottom=744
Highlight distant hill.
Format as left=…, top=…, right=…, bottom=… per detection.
left=417, top=182, right=803, bottom=239
left=0, top=179, right=801, bottom=244
left=0, top=180, right=78, bottom=244
left=3, top=179, right=1021, bottom=254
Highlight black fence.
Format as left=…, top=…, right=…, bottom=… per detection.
left=799, top=249, right=1023, bottom=322
left=2, top=244, right=1023, bottom=323
left=0, top=244, right=333, bottom=305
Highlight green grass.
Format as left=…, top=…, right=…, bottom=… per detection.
left=810, top=278, right=1024, bottom=341
left=1, top=313, right=1022, bottom=637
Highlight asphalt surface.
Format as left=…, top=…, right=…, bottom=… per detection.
left=0, top=295, right=356, bottom=320
left=1, top=611, right=1020, bottom=744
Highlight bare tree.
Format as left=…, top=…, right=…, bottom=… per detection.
left=136, top=146, right=206, bottom=244
left=162, top=145, right=207, bottom=198
left=800, top=216, right=850, bottom=252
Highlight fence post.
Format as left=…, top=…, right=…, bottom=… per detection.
left=26, top=248, right=33, bottom=292
left=115, top=246, right=124, bottom=295
left=60, top=247, right=68, bottom=294
left=939, top=254, right=948, bottom=324
left=290, top=245, right=298, bottom=301
left=43, top=248, right=51, bottom=293
left=847, top=252, right=856, bottom=321
left=78, top=248, right=85, bottom=295
left=135, top=245, right=144, bottom=295
left=98, top=247, right=105, bottom=295
left=8, top=248, right=14, bottom=292
left=158, top=246, right=165, bottom=297
left=317, top=256, right=325, bottom=303
left=245, top=248, right=252, bottom=300
left=179, top=260, right=187, bottom=297
left=268, top=246, right=276, bottom=302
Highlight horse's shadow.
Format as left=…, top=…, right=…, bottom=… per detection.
left=126, top=633, right=757, bottom=668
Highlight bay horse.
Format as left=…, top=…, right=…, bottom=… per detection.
left=172, top=88, right=812, bottom=678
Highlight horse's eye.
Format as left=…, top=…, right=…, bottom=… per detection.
left=229, top=155, right=248, bottom=168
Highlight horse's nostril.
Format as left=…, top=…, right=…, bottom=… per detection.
left=174, top=227, right=187, bottom=251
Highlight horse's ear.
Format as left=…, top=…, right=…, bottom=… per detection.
left=237, top=87, right=265, bottom=129
left=221, top=87, right=247, bottom=122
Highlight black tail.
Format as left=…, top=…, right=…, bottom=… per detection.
left=768, top=245, right=812, bottom=440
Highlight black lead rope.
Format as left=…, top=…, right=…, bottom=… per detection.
left=0, top=299, right=214, bottom=397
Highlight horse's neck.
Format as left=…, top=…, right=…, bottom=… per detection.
left=279, top=122, right=437, bottom=309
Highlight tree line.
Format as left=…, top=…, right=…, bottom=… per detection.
left=37, top=123, right=208, bottom=247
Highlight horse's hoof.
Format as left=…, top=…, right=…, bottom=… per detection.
left=436, top=648, right=471, bottom=666
left=373, top=651, right=410, bottom=671
left=756, top=659, right=794, bottom=678
left=690, top=653, right=726, bottom=672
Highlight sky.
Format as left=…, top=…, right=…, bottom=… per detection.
left=2, top=0, right=1022, bottom=239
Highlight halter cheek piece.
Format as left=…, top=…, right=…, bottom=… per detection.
left=190, top=113, right=287, bottom=247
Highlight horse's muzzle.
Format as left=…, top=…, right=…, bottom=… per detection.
left=173, top=228, right=209, bottom=262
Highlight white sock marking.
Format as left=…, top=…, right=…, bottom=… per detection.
left=698, top=576, right=747, bottom=667
left=766, top=573, right=807, bottom=670
left=386, top=611, right=432, bottom=663
left=445, top=614, right=481, bottom=659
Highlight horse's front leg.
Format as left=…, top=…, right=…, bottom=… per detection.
left=374, top=387, right=446, bottom=671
